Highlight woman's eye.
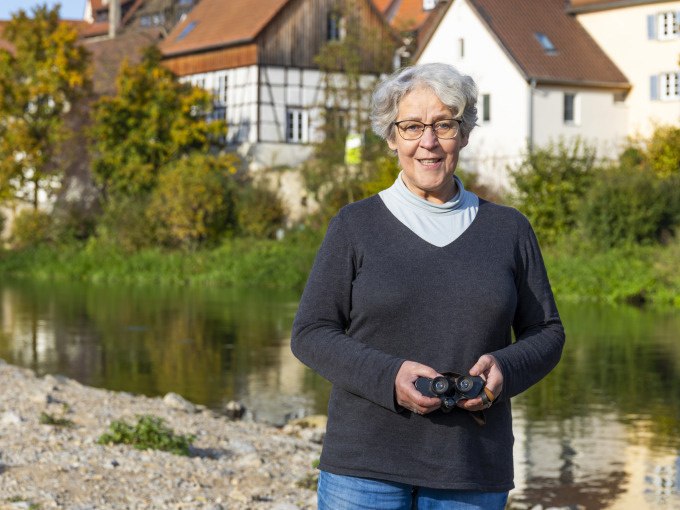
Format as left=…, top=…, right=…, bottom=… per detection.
left=435, top=122, right=452, bottom=130
left=404, top=123, right=422, bottom=132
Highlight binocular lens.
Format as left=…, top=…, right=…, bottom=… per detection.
left=432, top=376, right=450, bottom=395
left=457, top=377, right=472, bottom=391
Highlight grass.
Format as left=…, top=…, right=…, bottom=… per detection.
left=1, top=229, right=678, bottom=308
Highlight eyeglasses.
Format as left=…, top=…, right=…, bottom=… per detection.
left=393, top=119, right=461, bottom=140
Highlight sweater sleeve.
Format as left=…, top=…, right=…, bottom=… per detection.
left=491, top=215, right=565, bottom=400
left=290, top=211, right=406, bottom=412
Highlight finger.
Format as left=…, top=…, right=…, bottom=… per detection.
left=469, top=354, right=494, bottom=377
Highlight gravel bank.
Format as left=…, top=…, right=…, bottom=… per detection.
left=0, top=359, right=322, bottom=509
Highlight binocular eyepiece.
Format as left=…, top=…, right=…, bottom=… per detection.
left=415, top=374, right=485, bottom=412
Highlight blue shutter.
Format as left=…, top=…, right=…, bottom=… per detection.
left=650, top=75, right=659, bottom=100
left=647, top=14, right=657, bottom=39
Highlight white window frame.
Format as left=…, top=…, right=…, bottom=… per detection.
left=286, top=108, right=309, bottom=143
left=657, top=12, right=679, bottom=40
left=327, top=12, right=346, bottom=42
left=660, top=72, right=680, bottom=100
left=563, top=92, right=579, bottom=124
left=481, top=93, right=490, bottom=123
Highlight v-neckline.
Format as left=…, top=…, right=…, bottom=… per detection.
left=375, top=195, right=487, bottom=250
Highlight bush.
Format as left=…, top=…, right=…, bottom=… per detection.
left=236, top=184, right=287, bottom=239
left=147, top=153, right=238, bottom=248
left=95, top=194, right=156, bottom=252
left=644, top=125, right=680, bottom=179
left=510, top=139, right=598, bottom=245
left=10, top=208, right=53, bottom=249
left=580, top=165, right=669, bottom=247
left=97, top=415, right=194, bottom=456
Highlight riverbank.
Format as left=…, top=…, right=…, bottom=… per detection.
left=1, top=234, right=679, bottom=308
left=0, top=359, right=322, bottom=509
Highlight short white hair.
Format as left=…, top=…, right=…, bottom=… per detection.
left=371, top=63, right=478, bottom=142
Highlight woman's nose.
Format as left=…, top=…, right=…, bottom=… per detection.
left=419, top=126, right=439, bottom=149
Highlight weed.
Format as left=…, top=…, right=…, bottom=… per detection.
left=97, top=415, right=194, bottom=456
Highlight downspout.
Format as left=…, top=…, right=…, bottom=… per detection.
left=528, top=78, right=536, bottom=154
left=108, top=0, right=120, bottom=39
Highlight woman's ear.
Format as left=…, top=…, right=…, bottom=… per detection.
left=387, top=137, right=398, bottom=151
left=460, top=134, right=469, bottom=148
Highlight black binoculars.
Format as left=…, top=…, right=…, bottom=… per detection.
left=415, top=373, right=485, bottom=412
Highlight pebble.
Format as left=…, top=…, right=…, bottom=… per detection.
left=0, top=361, right=322, bottom=509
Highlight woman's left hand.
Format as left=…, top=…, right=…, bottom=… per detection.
left=458, top=354, right=503, bottom=411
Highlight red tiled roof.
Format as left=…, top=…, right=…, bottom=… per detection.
left=375, top=0, right=437, bottom=31
left=466, top=0, right=629, bottom=88
left=159, top=0, right=291, bottom=57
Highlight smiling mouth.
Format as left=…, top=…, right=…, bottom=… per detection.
left=417, top=158, right=442, bottom=165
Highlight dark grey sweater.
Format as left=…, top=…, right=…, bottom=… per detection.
left=291, top=195, right=565, bottom=491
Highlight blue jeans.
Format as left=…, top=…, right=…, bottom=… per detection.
left=318, top=471, right=509, bottom=510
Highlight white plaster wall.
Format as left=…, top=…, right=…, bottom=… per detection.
left=532, top=86, right=628, bottom=159
left=417, top=0, right=530, bottom=189
left=577, top=2, right=680, bottom=137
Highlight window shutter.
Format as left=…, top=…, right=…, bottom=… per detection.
left=650, top=75, right=659, bottom=100
left=647, top=14, right=657, bottom=39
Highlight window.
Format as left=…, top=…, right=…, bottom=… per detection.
left=482, top=94, right=490, bottom=122
left=458, top=38, right=465, bottom=59
left=176, top=20, right=198, bottom=41
left=648, top=12, right=679, bottom=40
left=563, top=93, right=576, bottom=123
left=215, top=74, right=228, bottom=105
left=327, top=12, right=345, bottom=41
left=534, top=32, right=557, bottom=55
left=287, top=108, right=308, bottom=143
left=660, top=72, right=680, bottom=100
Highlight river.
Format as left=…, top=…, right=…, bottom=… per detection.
left=0, top=279, right=678, bottom=509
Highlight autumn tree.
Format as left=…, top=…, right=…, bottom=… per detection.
left=90, top=46, right=224, bottom=198
left=0, top=4, right=90, bottom=208
left=302, top=0, right=398, bottom=220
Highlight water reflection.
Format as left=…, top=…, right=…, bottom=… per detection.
left=0, top=281, right=679, bottom=508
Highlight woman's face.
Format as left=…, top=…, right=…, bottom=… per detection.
left=387, top=86, right=468, bottom=204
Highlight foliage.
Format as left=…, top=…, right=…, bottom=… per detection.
left=97, top=415, right=194, bottom=456
left=236, top=184, right=287, bottom=239
left=148, top=153, right=239, bottom=247
left=0, top=5, right=90, bottom=208
left=90, top=47, right=223, bottom=197
left=10, top=208, right=53, bottom=248
left=580, top=164, right=674, bottom=247
left=95, top=194, right=156, bottom=252
left=643, top=125, right=680, bottom=180
left=303, top=0, right=396, bottom=219
left=510, top=139, right=598, bottom=245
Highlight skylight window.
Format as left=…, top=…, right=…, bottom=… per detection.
left=176, top=21, right=198, bottom=41
left=534, top=32, right=557, bottom=54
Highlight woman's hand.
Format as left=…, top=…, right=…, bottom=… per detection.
left=394, top=361, right=442, bottom=415
left=458, top=354, right=504, bottom=412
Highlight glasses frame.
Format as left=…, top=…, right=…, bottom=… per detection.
left=393, top=118, right=461, bottom=141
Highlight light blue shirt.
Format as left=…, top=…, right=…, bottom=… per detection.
left=378, top=173, right=479, bottom=247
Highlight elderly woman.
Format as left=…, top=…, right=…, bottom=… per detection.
left=291, top=63, right=565, bottom=509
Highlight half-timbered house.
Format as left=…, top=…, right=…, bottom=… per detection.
left=159, top=0, right=399, bottom=169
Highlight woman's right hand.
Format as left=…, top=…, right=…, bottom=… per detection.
left=395, top=361, right=442, bottom=415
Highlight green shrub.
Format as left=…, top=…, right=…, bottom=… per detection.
left=148, top=153, right=238, bottom=248
left=645, top=125, right=680, bottom=179
left=580, top=165, right=669, bottom=247
left=510, top=139, right=598, bottom=245
left=97, top=415, right=194, bottom=456
left=236, top=184, right=287, bottom=239
left=95, top=194, right=155, bottom=252
left=10, top=209, right=53, bottom=249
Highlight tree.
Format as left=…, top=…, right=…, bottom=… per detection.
left=0, top=4, right=90, bottom=208
left=90, top=47, right=223, bottom=198
left=303, top=0, right=397, bottom=220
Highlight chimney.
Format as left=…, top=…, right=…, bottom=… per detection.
left=109, top=0, right=121, bottom=38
